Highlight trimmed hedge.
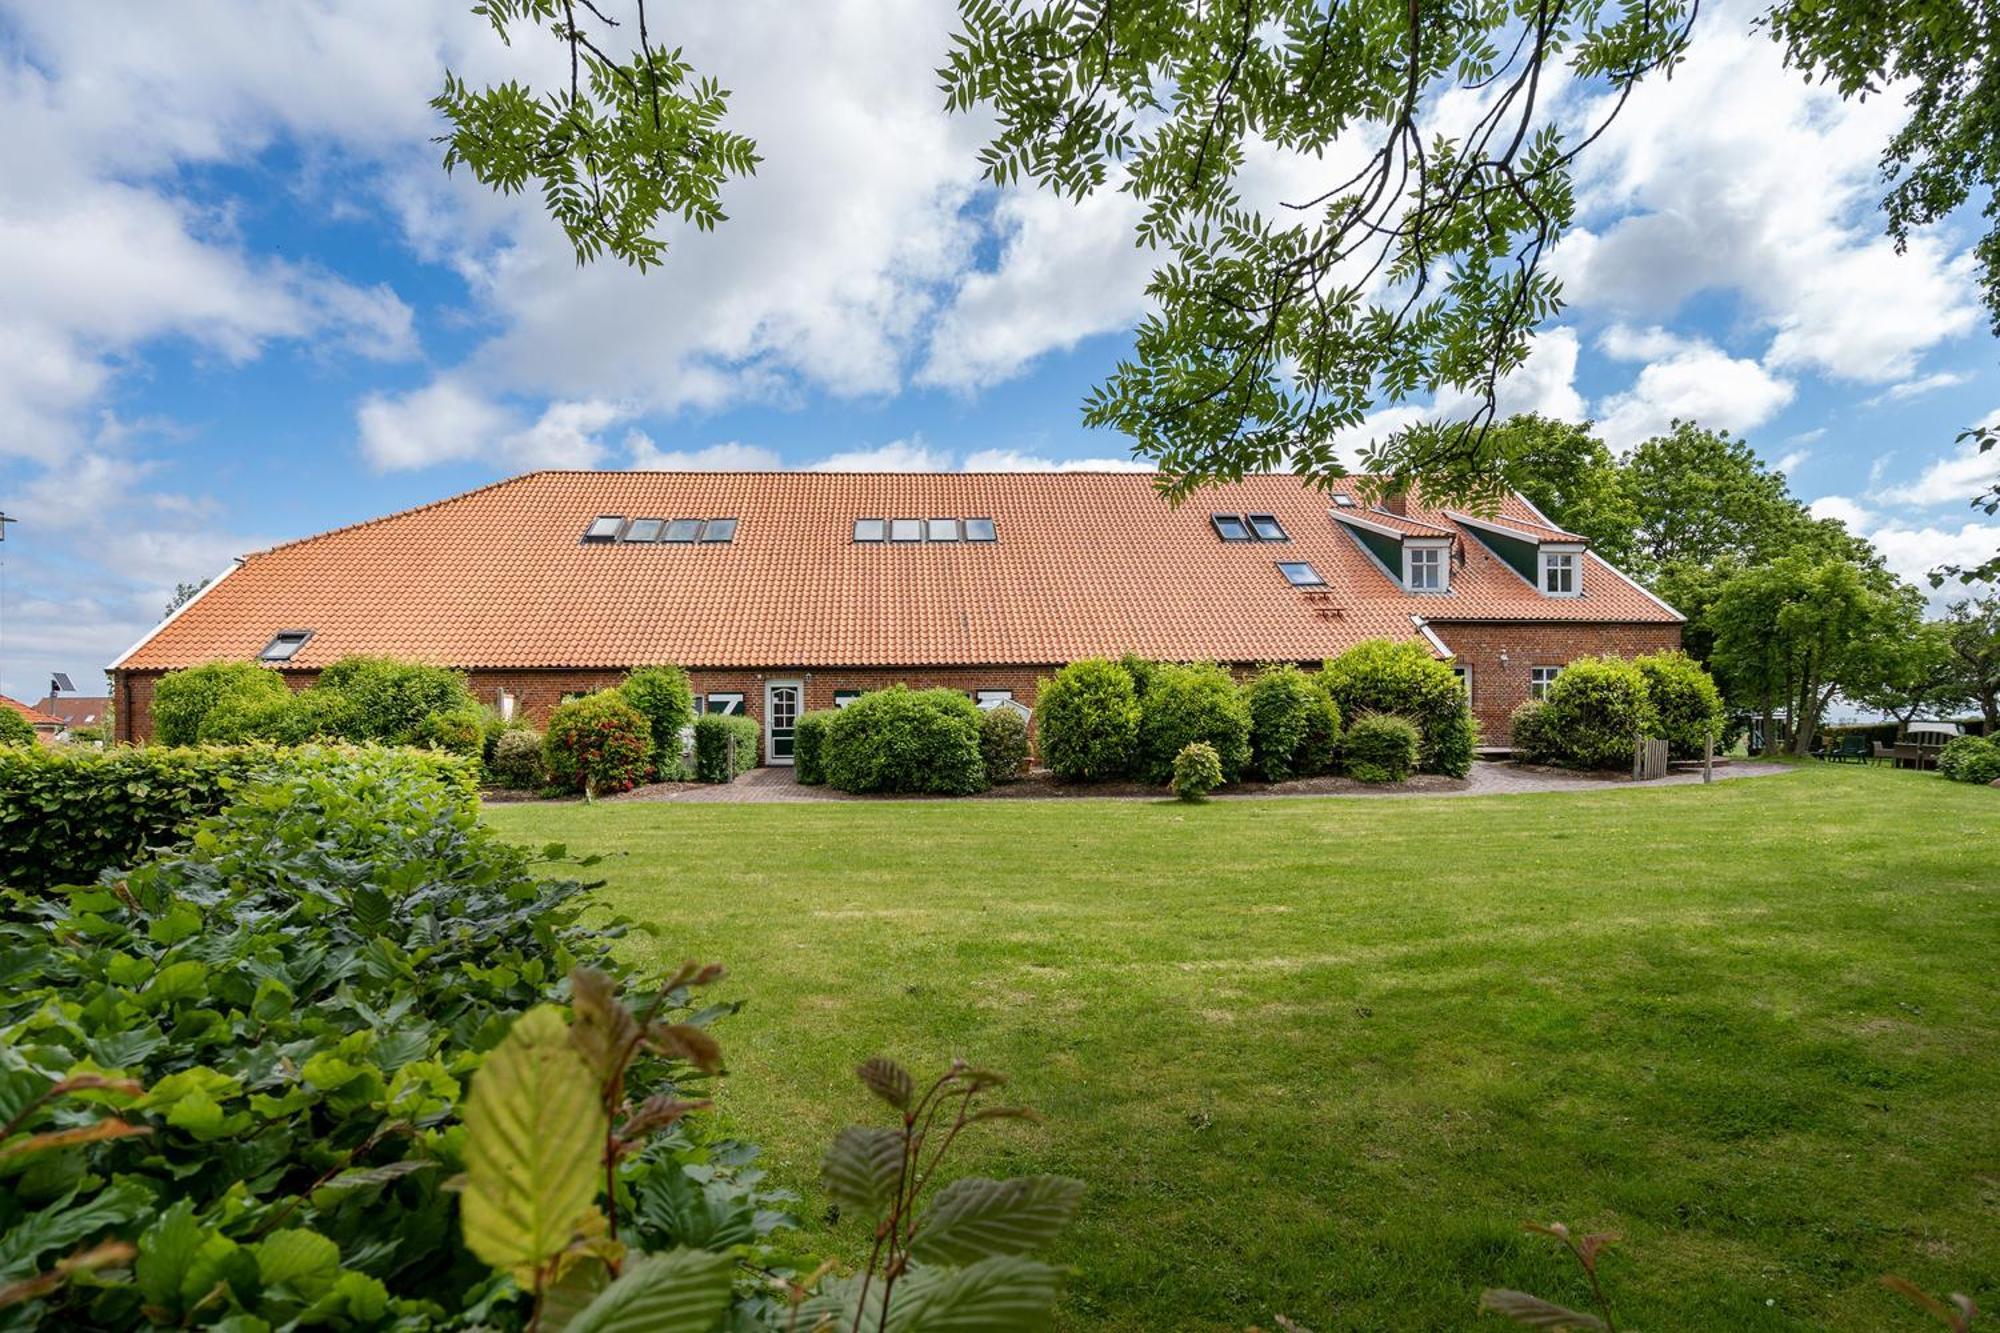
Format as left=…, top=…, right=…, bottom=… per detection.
left=1245, top=665, right=1342, bottom=781
left=315, top=655, right=478, bottom=743
left=153, top=660, right=290, bottom=745
left=1344, top=713, right=1421, bottom=783
left=794, top=709, right=837, bottom=785
left=544, top=690, right=654, bottom=794
left=1321, top=640, right=1477, bottom=777
left=1508, top=699, right=1559, bottom=764
left=1541, top=655, right=1659, bottom=770
left=488, top=726, right=547, bottom=789
left=1939, top=735, right=2000, bottom=785
left=694, top=713, right=762, bottom=783
left=0, top=744, right=478, bottom=893
left=824, top=686, right=987, bottom=795
left=622, top=665, right=697, bottom=779
left=1635, top=650, right=1726, bottom=758
left=1172, top=741, right=1224, bottom=801
left=1036, top=659, right=1141, bottom=781
left=980, top=706, right=1030, bottom=783
left=0, top=707, right=40, bottom=746
left=197, top=686, right=359, bottom=745
left=1134, top=662, right=1252, bottom=785
left=408, top=700, right=486, bottom=757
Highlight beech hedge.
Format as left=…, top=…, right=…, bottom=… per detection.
left=694, top=713, right=762, bottom=783
left=1343, top=713, right=1421, bottom=783
left=1036, top=659, right=1140, bottom=781
left=0, top=744, right=477, bottom=894
left=794, top=709, right=837, bottom=785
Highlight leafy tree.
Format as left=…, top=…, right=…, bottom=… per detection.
left=1479, top=416, right=1643, bottom=572
left=161, top=579, right=208, bottom=619
left=1944, top=595, right=2000, bottom=730
left=0, top=707, right=36, bottom=747
left=1620, top=422, right=1801, bottom=576
left=1845, top=620, right=1972, bottom=734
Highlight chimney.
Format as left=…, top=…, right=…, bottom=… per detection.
left=1379, top=488, right=1408, bottom=517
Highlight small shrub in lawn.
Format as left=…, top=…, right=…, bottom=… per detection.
left=824, top=686, right=986, bottom=795
left=1036, top=658, right=1140, bottom=781
left=1508, top=699, right=1560, bottom=763
left=621, top=664, right=696, bottom=778
left=487, top=726, right=547, bottom=788
left=1636, top=649, right=1726, bottom=757
left=1245, top=664, right=1342, bottom=780
left=1172, top=740, right=1224, bottom=801
left=151, top=660, right=289, bottom=745
left=794, top=708, right=837, bottom=784
left=1938, top=734, right=2000, bottom=785
left=1134, top=662, right=1252, bottom=784
left=1541, top=655, right=1659, bottom=770
left=544, top=689, right=654, bottom=794
left=1321, top=639, right=1477, bottom=776
left=1344, top=713, right=1421, bottom=783
left=979, top=705, right=1030, bottom=782
left=314, top=654, right=479, bottom=743
left=0, top=707, right=38, bottom=746
left=694, top=713, right=762, bottom=782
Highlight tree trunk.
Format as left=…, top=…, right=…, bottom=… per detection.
left=1759, top=688, right=1775, bottom=757
left=1792, top=670, right=1823, bottom=756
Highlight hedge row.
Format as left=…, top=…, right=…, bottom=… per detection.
left=695, top=713, right=762, bottom=782
left=1511, top=651, right=1725, bottom=771
left=153, top=657, right=484, bottom=759
left=0, top=743, right=478, bottom=893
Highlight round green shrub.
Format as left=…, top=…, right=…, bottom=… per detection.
left=544, top=690, right=654, bottom=794
left=793, top=708, right=837, bottom=785
left=979, top=706, right=1030, bottom=783
left=1245, top=665, right=1340, bottom=781
left=621, top=665, right=696, bottom=778
left=693, top=714, right=761, bottom=782
left=1134, top=662, right=1251, bottom=785
left=1343, top=713, right=1421, bottom=783
left=1508, top=699, right=1559, bottom=764
left=1036, top=659, right=1140, bottom=781
left=1541, top=655, right=1660, bottom=770
left=487, top=726, right=546, bottom=789
left=410, top=702, right=486, bottom=757
left=315, top=656, right=477, bottom=744
left=0, top=708, right=37, bottom=747
left=1635, top=650, right=1726, bottom=758
left=1172, top=740, right=1224, bottom=802
left=1321, top=640, right=1476, bottom=776
left=152, top=661, right=290, bottom=746
left=824, top=686, right=986, bottom=795
left=1938, top=734, right=2000, bottom=785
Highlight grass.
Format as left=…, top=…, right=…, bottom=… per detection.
left=483, top=764, right=2000, bottom=1331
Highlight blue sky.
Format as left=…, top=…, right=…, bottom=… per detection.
left=2, top=0, right=1997, bottom=703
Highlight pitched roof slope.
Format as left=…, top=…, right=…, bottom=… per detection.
left=118, top=471, right=1676, bottom=672
left=2, top=694, right=63, bottom=727
left=34, top=696, right=110, bottom=726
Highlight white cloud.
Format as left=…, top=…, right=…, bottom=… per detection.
left=1325, top=328, right=1586, bottom=469
left=959, top=449, right=1151, bottom=472
left=1809, top=495, right=1876, bottom=529
left=1861, top=521, right=2000, bottom=596
left=623, top=435, right=783, bottom=470
left=809, top=436, right=955, bottom=471
left=1866, top=371, right=1972, bottom=406
left=1774, top=449, right=1811, bottom=476
left=1594, top=325, right=1796, bottom=449
left=1878, top=430, right=2000, bottom=506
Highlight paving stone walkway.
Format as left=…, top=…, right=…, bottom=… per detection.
left=600, top=759, right=1793, bottom=805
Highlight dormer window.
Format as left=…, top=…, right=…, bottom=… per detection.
left=1404, top=541, right=1449, bottom=593
left=1541, top=547, right=1581, bottom=597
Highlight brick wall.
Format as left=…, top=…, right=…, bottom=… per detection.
left=1427, top=620, right=1684, bottom=744
left=117, top=623, right=1681, bottom=750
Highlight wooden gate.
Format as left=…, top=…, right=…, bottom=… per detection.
left=1632, top=737, right=1669, bottom=781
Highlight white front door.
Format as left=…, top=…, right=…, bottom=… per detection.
left=765, top=679, right=802, bottom=765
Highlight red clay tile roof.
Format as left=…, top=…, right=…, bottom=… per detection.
left=116, top=472, right=1678, bottom=672
left=33, top=696, right=110, bottom=726
left=2, top=694, right=63, bottom=727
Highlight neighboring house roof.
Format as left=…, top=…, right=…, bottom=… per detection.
left=115, top=471, right=1679, bottom=673
left=2, top=694, right=63, bottom=728
left=34, top=696, right=110, bottom=727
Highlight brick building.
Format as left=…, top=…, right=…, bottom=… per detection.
left=111, top=471, right=1682, bottom=755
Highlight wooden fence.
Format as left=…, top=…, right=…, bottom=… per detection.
left=1632, top=737, right=1670, bottom=781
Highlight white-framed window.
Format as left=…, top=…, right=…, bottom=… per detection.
left=1529, top=666, right=1562, bottom=700
left=1540, top=546, right=1581, bottom=597
left=1404, top=542, right=1448, bottom=592
left=833, top=689, right=862, bottom=708
left=974, top=690, right=1013, bottom=709
left=704, top=692, right=745, bottom=715
left=1451, top=666, right=1471, bottom=700
left=497, top=690, right=517, bottom=722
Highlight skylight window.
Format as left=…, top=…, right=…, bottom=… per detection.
left=854, top=518, right=885, bottom=542
left=890, top=518, right=923, bottom=542
left=928, top=518, right=960, bottom=541
left=1332, top=495, right=1356, bottom=508
left=701, top=517, right=738, bottom=543
left=1247, top=513, right=1287, bottom=541
left=623, top=517, right=664, bottom=543
left=584, top=515, right=625, bottom=542
left=965, top=517, right=996, bottom=542
left=1213, top=513, right=1251, bottom=541
left=1278, top=562, right=1325, bottom=587
left=663, top=519, right=703, bottom=543
left=260, top=630, right=313, bottom=662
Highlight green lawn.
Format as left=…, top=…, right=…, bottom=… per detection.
left=483, top=766, right=2000, bottom=1331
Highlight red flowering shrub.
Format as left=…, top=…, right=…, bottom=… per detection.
left=543, top=690, right=653, bottom=794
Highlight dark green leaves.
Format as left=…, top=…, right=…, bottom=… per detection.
left=912, top=1176, right=1086, bottom=1266
left=563, top=1247, right=735, bottom=1333
left=858, top=1056, right=914, bottom=1111
left=822, top=1126, right=906, bottom=1218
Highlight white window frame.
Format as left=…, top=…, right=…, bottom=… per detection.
left=1529, top=666, right=1562, bottom=701
left=1451, top=666, right=1471, bottom=701
left=833, top=689, right=863, bottom=708
left=1540, top=545, right=1583, bottom=597
left=974, top=690, right=1014, bottom=709
left=1403, top=539, right=1450, bottom=593
left=704, top=692, right=745, bottom=715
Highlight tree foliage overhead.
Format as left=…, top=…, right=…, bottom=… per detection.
left=433, top=0, right=759, bottom=270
